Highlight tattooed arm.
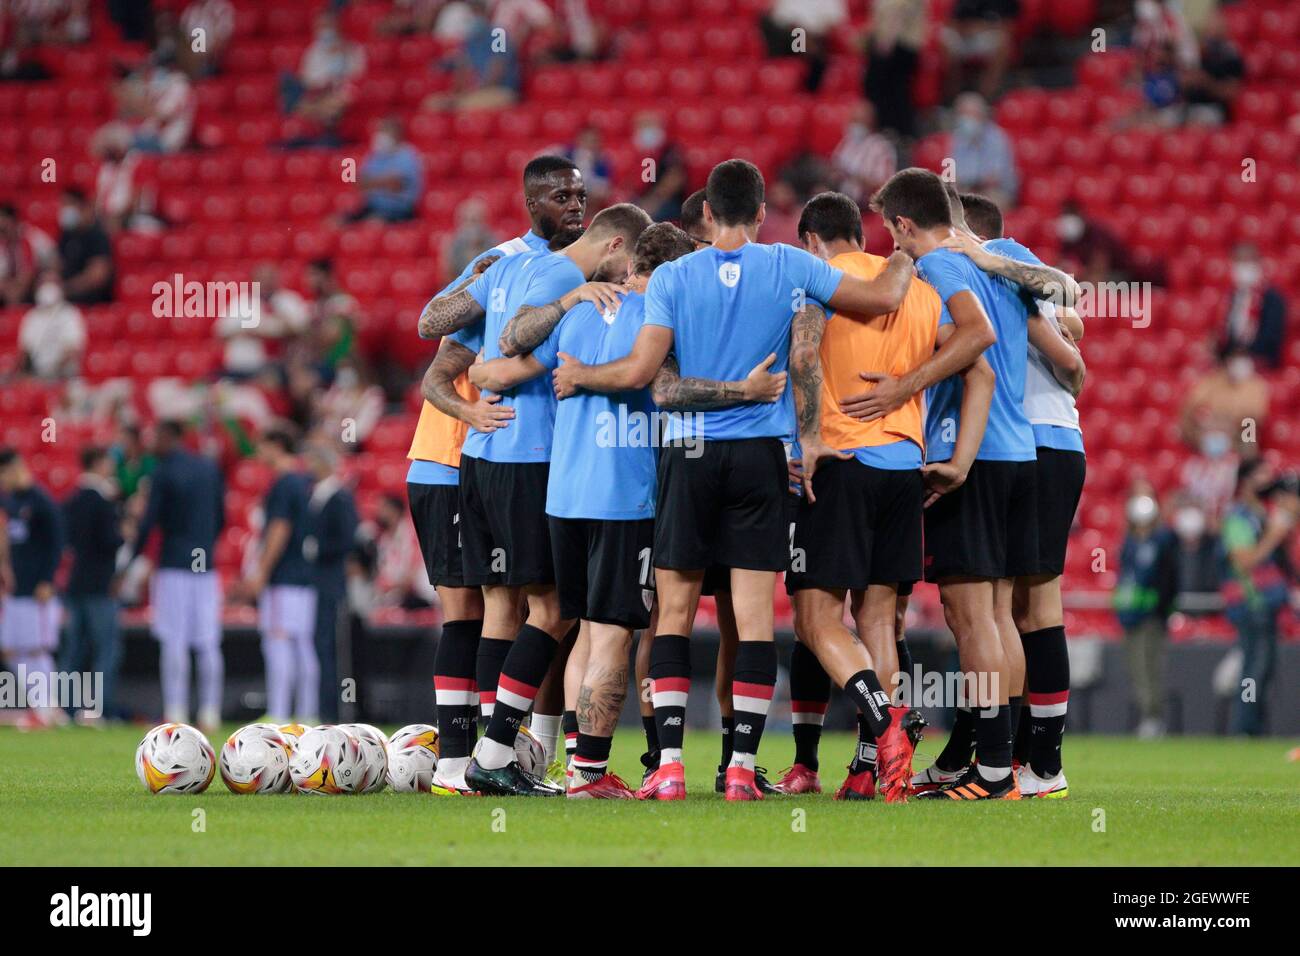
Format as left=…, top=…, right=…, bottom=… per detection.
left=941, top=231, right=1082, bottom=307
left=650, top=353, right=787, bottom=410
left=553, top=324, right=674, bottom=397
left=421, top=338, right=515, bottom=433
left=789, top=301, right=849, bottom=502
left=418, top=288, right=486, bottom=339
left=499, top=281, right=626, bottom=356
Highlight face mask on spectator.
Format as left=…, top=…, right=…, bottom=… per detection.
left=371, top=131, right=396, bottom=153
left=1231, top=261, right=1261, bottom=288
left=635, top=125, right=664, bottom=151
left=1173, top=506, right=1205, bottom=541
left=1200, top=430, right=1230, bottom=459
left=955, top=115, right=982, bottom=138
left=1057, top=214, right=1085, bottom=243
left=36, top=283, right=62, bottom=307
left=59, top=206, right=81, bottom=230
left=1226, top=355, right=1254, bottom=383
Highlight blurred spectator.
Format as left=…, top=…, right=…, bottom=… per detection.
left=1114, top=490, right=1179, bottom=738
left=1218, top=243, right=1286, bottom=370
left=177, top=0, right=235, bottom=78
left=950, top=92, right=1018, bottom=208
left=1180, top=8, right=1243, bottom=125
left=566, top=125, right=613, bottom=206
left=0, top=10, right=53, bottom=81
left=1179, top=425, right=1239, bottom=524
left=1180, top=348, right=1269, bottom=459
left=760, top=181, right=801, bottom=246
left=378, top=0, right=442, bottom=37
left=1133, top=0, right=1198, bottom=119
left=432, top=0, right=480, bottom=41
left=632, top=112, right=688, bottom=221
left=369, top=493, right=435, bottom=607
left=941, top=0, right=1018, bottom=101
left=344, top=117, right=424, bottom=224
left=0, top=446, right=65, bottom=728
left=425, top=1, right=521, bottom=112
left=59, top=446, right=125, bottom=724
left=303, top=258, right=359, bottom=374
left=1220, top=459, right=1297, bottom=736
left=1169, top=493, right=1221, bottom=593
left=5, top=0, right=89, bottom=47
left=303, top=442, right=358, bottom=724
left=315, top=359, right=384, bottom=449
left=19, top=272, right=86, bottom=379
left=112, top=423, right=155, bottom=501
left=56, top=188, right=115, bottom=304
left=90, top=124, right=163, bottom=234
left=216, top=264, right=310, bottom=377
left=830, top=101, right=897, bottom=207
left=0, top=202, right=56, bottom=306
left=863, top=0, right=926, bottom=138
left=443, top=199, right=500, bottom=284
left=490, top=0, right=553, bottom=49
left=1055, top=200, right=1133, bottom=285
left=759, top=0, right=847, bottom=93
left=115, top=51, right=196, bottom=154
left=280, top=11, right=365, bottom=140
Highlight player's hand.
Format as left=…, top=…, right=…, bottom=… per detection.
left=887, top=248, right=915, bottom=272
left=838, top=371, right=909, bottom=421
left=938, top=230, right=984, bottom=261
left=567, top=282, right=624, bottom=314
left=33, top=581, right=54, bottom=603
left=553, top=352, right=587, bottom=399
left=742, top=353, right=787, bottom=403
left=921, top=461, right=968, bottom=508
left=465, top=393, right=515, bottom=432
left=787, top=457, right=804, bottom=496
left=799, top=439, right=851, bottom=504
left=472, top=254, right=502, bottom=276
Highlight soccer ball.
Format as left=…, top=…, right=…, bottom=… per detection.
left=277, top=722, right=312, bottom=750
left=135, top=723, right=217, bottom=795
left=219, top=724, right=292, bottom=794
left=340, top=723, right=389, bottom=793
left=515, top=725, right=546, bottom=777
left=386, top=723, right=440, bottom=792
left=288, top=725, right=365, bottom=795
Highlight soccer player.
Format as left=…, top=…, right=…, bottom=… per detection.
left=848, top=168, right=1074, bottom=800
left=0, top=448, right=65, bottom=728
left=242, top=427, right=318, bottom=725
left=549, top=159, right=916, bottom=800
left=130, top=420, right=226, bottom=733
left=959, top=192, right=1085, bottom=798
left=408, top=154, right=588, bottom=792
left=421, top=202, right=653, bottom=796
left=778, top=190, right=995, bottom=801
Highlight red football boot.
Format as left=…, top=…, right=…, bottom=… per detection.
left=773, top=763, right=822, bottom=794
left=724, top=765, right=764, bottom=801
left=567, top=772, right=636, bottom=799
left=834, top=767, right=876, bottom=801
left=875, top=706, right=920, bottom=803
left=636, top=761, right=686, bottom=801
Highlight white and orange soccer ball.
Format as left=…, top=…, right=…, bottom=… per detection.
left=385, top=723, right=440, bottom=792
left=135, top=723, right=217, bottom=795
left=219, top=724, right=292, bottom=794
left=340, top=723, right=389, bottom=793
left=277, top=722, right=312, bottom=750
left=515, top=725, right=546, bottom=777
left=288, top=725, right=365, bottom=795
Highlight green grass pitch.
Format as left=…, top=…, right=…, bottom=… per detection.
left=1, top=726, right=1296, bottom=866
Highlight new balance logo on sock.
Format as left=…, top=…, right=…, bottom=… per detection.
left=663, top=716, right=682, bottom=726
left=735, top=723, right=752, bottom=735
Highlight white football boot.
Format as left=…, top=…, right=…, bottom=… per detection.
left=1017, top=764, right=1069, bottom=799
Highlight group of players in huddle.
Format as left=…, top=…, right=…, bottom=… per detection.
left=405, top=151, right=1086, bottom=802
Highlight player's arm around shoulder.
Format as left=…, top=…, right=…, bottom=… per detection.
left=825, top=249, right=915, bottom=318
left=499, top=280, right=624, bottom=357
left=417, top=256, right=498, bottom=339
left=554, top=323, right=673, bottom=398
left=942, top=230, right=1083, bottom=309
left=469, top=354, right=548, bottom=393
left=1028, top=308, right=1085, bottom=397
left=651, top=352, right=787, bottom=410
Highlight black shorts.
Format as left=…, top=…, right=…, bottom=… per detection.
left=407, top=481, right=466, bottom=588
left=1031, top=447, right=1086, bottom=577
left=786, top=458, right=923, bottom=593
left=549, top=516, right=654, bottom=629
left=923, top=459, right=1038, bottom=582
left=654, top=438, right=789, bottom=572
left=458, top=456, right=554, bottom=587
left=704, top=494, right=801, bottom=593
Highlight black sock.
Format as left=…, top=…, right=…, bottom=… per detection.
left=895, top=638, right=914, bottom=705
left=842, top=669, right=892, bottom=739
left=649, top=634, right=690, bottom=759
left=483, top=625, right=557, bottom=748
left=849, top=712, right=877, bottom=774
left=1013, top=695, right=1032, bottom=767
left=730, top=642, right=777, bottom=770
left=974, top=703, right=1012, bottom=779
left=573, top=732, right=612, bottom=782
left=789, top=641, right=830, bottom=771
left=433, top=619, right=481, bottom=759
left=562, top=709, right=579, bottom=763
left=719, top=715, right=734, bottom=769
left=1008, top=694, right=1024, bottom=764
left=641, top=714, right=659, bottom=754
left=1023, top=625, right=1069, bottom=776
left=937, top=706, right=975, bottom=772
left=474, top=636, right=512, bottom=732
